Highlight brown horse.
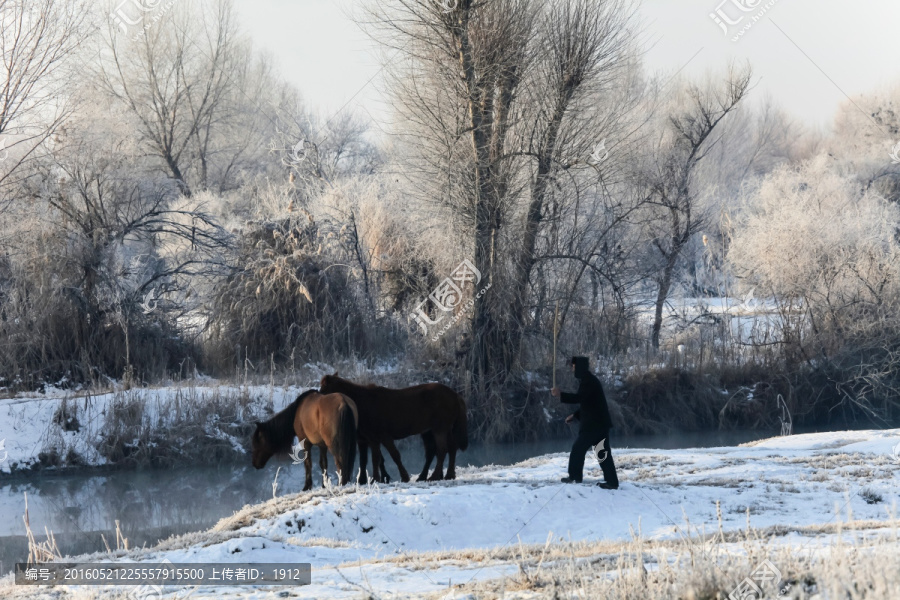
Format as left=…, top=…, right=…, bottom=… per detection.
left=319, top=374, right=468, bottom=483
left=251, top=390, right=358, bottom=491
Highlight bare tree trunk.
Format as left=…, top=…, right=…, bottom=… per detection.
left=651, top=251, right=678, bottom=349
left=453, top=5, right=505, bottom=378
left=166, top=157, right=192, bottom=197
left=510, top=105, right=565, bottom=360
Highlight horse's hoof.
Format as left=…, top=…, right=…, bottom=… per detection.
left=302, top=484, right=312, bottom=492
left=400, top=474, right=411, bottom=483
left=445, top=472, right=456, bottom=480
left=416, top=475, right=427, bottom=482
left=428, top=473, right=444, bottom=481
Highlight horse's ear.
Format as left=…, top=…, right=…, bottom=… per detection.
left=332, top=371, right=339, bottom=377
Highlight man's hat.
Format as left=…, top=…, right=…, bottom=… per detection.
left=571, top=356, right=590, bottom=378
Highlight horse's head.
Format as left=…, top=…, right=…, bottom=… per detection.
left=319, top=372, right=340, bottom=394
left=250, top=422, right=274, bottom=469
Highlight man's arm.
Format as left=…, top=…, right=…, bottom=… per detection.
left=560, top=379, right=587, bottom=404
left=559, top=391, right=580, bottom=404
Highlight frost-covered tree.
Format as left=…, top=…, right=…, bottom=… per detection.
left=369, top=0, right=642, bottom=392
left=96, top=0, right=273, bottom=196
left=829, top=83, right=900, bottom=203
left=0, top=96, right=230, bottom=385
left=729, top=154, right=900, bottom=419
left=637, top=63, right=752, bottom=348
left=730, top=155, right=900, bottom=356
left=0, top=0, right=87, bottom=196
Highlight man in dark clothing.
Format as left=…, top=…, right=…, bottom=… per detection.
left=551, top=356, right=619, bottom=489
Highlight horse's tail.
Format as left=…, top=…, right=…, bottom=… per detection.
left=453, top=393, right=469, bottom=451
left=334, top=400, right=358, bottom=485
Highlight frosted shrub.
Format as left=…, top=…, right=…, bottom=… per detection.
left=731, top=155, right=900, bottom=338
left=729, top=155, right=900, bottom=416
left=204, top=215, right=366, bottom=369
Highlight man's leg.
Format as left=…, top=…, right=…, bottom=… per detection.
left=567, top=431, right=592, bottom=482
left=598, top=432, right=619, bottom=488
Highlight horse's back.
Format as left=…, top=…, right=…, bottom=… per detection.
left=374, top=382, right=464, bottom=428
left=323, top=376, right=465, bottom=438
left=320, top=392, right=359, bottom=426
left=297, top=392, right=358, bottom=443
left=328, top=377, right=457, bottom=406
left=373, top=381, right=459, bottom=402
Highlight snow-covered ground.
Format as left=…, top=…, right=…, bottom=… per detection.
left=1, top=429, right=898, bottom=598
left=636, top=292, right=785, bottom=342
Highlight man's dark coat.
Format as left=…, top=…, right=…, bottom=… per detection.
left=560, top=356, right=612, bottom=432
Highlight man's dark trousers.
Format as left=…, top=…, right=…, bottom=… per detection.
left=568, top=429, right=618, bottom=486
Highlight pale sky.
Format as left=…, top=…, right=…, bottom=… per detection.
left=232, top=0, right=900, bottom=131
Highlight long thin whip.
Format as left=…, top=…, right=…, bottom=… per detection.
left=552, top=300, right=559, bottom=389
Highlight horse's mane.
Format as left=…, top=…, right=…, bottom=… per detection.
left=325, top=375, right=387, bottom=394
left=260, top=389, right=317, bottom=451
left=324, top=375, right=363, bottom=390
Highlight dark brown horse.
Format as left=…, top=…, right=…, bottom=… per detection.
left=251, top=390, right=358, bottom=491
left=319, top=374, right=468, bottom=483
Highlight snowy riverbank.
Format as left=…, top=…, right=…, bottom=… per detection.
left=0, top=364, right=366, bottom=475
left=0, top=384, right=298, bottom=475
left=1, top=429, right=899, bottom=598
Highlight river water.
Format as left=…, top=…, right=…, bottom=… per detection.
left=0, top=429, right=775, bottom=574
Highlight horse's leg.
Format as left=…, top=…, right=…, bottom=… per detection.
left=417, top=432, right=436, bottom=482
left=370, top=443, right=380, bottom=482
left=332, top=446, right=343, bottom=486
left=328, top=439, right=343, bottom=485
left=319, top=444, right=328, bottom=488
left=303, top=439, right=313, bottom=491
left=428, top=432, right=448, bottom=481
left=446, top=432, right=458, bottom=480
left=371, top=443, right=388, bottom=483
left=378, top=452, right=391, bottom=483
left=357, top=441, right=369, bottom=485
left=382, top=439, right=410, bottom=483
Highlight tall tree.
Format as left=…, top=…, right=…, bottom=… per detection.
left=371, top=0, right=639, bottom=394
left=641, top=64, right=752, bottom=349
left=96, top=0, right=269, bottom=196
left=509, top=0, right=639, bottom=362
